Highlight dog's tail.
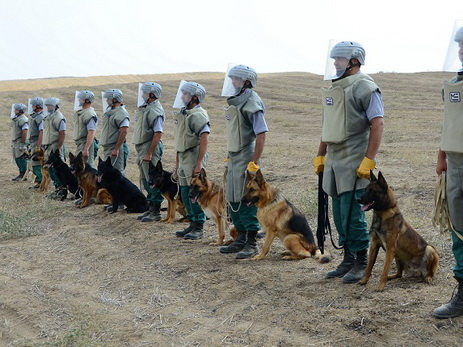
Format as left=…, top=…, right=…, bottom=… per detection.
left=424, top=245, right=439, bottom=283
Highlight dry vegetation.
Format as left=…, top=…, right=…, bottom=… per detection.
left=1, top=71, right=462, bottom=346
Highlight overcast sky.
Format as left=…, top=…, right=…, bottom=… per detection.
left=1, top=0, right=462, bottom=81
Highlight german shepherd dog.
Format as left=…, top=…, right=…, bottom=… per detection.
left=97, top=157, right=149, bottom=213
left=31, top=147, right=50, bottom=193
left=46, top=149, right=80, bottom=200
left=189, top=168, right=237, bottom=245
left=148, top=160, right=188, bottom=223
left=357, top=171, right=439, bottom=291
left=21, top=146, right=33, bottom=182
left=242, top=169, right=330, bottom=262
left=69, top=152, right=111, bottom=208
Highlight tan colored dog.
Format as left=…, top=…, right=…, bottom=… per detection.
left=189, top=168, right=237, bottom=245
left=358, top=171, right=439, bottom=291
left=32, top=147, right=50, bottom=193
left=241, top=169, right=330, bottom=262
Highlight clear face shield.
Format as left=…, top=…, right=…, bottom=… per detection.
left=444, top=20, right=463, bottom=72
left=46, top=104, right=55, bottom=114
left=173, top=80, right=191, bottom=109
left=27, top=98, right=33, bottom=114
left=102, top=92, right=112, bottom=113
left=73, top=91, right=83, bottom=111
left=10, top=104, right=16, bottom=119
left=221, top=63, right=244, bottom=97
left=137, top=83, right=147, bottom=107
left=324, top=40, right=350, bottom=81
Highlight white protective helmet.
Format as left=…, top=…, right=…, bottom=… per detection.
left=324, top=40, right=366, bottom=80
left=444, top=20, right=463, bottom=72
left=228, top=64, right=257, bottom=88
left=181, top=82, right=206, bottom=103
left=103, top=89, right=123, bottom=103
left=78, top=90, right=95, bottom=103
left=14, top=103, right=27, bottom=113
left=29, top=97, right=44, bottom=108
left=44, top=97, right=60, bottom=107
left=141, top=82, right=162, bottom=99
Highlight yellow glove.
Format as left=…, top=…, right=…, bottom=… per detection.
left=247, top=161, right=260, bottom=174
left=313, top=156, right=325, bottom=174
left=224, top=157, right=230, bottom=168
left=357, top=157, right=376, bottom=179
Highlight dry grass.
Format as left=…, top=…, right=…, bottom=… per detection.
left=0, top=71, right=462, bottom=346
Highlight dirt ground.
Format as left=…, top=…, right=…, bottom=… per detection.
left=1, top=72, right=463, bottom=346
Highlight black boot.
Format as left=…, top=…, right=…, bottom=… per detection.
left=176, top=222, right=195, bottom=237
left=12, top=172, right=25, bottom=181
left=141, top=202, right=162, bottom=222
left=137, top=201, right=154, bottom=220
left=184, top=222, right=204, bottom=240
left=343, top=249, right=368, bottom=283
left=433, top=276, right=463, bottom=319
left=326, top=247, right=356, bottom=279
left=219, top=230, right=247, bottom=253
left=236, top=230, right=259, bottom=259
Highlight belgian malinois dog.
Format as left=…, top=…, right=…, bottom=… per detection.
left=357, top=171, right=439, bottom=291
left=189, top=168, right=237, bottom=245
left=31, top=147, right=50, bottom=193
left=69, top=152, right=111, bottom=208
left=242, top=169, right=330, bottom=262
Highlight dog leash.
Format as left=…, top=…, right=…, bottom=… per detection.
left=316, top=172, right=331, bottom=254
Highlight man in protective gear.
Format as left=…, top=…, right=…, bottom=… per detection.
left=73, top=90, right=98, bottom=168
left=314, top=41, right=384, bottom=283
left=10, top=103, right=29, bottom=181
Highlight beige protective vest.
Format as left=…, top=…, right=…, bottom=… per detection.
left=441, top=78, right=463, bottom=153
left=28, top=111, right=44, bottom=144
left=224, top=90, right=263, bottom=153
left=73, top=107, right=98, bottom=142
left=100, top=106, right=129, bottom=147
left=42, top=111, right=65, bottom=146
left=321, top=73, right=376, bottom=143
left=322, top=73, right=380, bottom=196
left=173, top=107, right=209, bottom=152
left=132, top=100, right=164, bottom=145
left=11, top=114, right=28, bottom=142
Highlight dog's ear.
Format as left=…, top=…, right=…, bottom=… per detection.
left=77, top=151, right=83, bottom=159
left=199, top=167, right=207, bottom=182
left=255, top=169, right=265, bottom=186
left=377, top=171, right=388, bottom=190
left=98, top=156, right=102, bottom=164
left=56, top=148, right=60, bottom=155
left=370, top=170, right=377, bottom=182
left=156, top=160, right=163, bottom=171
left=149, top=161, right=155, bottom=171
left=105, top=157, right=112, bottom=164
left=69, top=152, right=75, bottom=160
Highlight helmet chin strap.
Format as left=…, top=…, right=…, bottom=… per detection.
left=336, top=59, right=360, bottom=81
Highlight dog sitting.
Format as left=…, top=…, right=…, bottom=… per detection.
left=69, top=152, right=111, bottom=208
left=148, top=160, right=188, bottom=223
left=241, top=169, right=330, bottom=262
left=189, top=168, right=237, bottom=245
left=31, top=147, right=50, bottom=193
left=46, top=149, right=80, bottom=200
left=357, top=171, right=439, bottom=291
left=97, top=157, right=148, bottom=213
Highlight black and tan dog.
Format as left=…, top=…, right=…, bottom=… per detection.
left=357, top=171, right=439, bottom=291
left=189, top=168, right=237, bottom=245
left=242, top=169, right=330, bottom=262
left=31, top=147, right=50, bottom=193
left=148, top=160, right=188, bottom=223
left=69, top=152, right=111, bottom=208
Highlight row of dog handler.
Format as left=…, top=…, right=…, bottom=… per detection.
left=9, top=25, right=463, bottom=319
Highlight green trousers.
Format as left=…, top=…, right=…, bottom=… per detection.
left=180, top=185, right=206, bottom=224
left=452, top=230, right=463, bottom=278
left=229, top=202, right=260, bottom=232
left=15, top=157, right=28, bottom=174
left=142, top=178, right=164, bottom=204
left=331, top=188, right=369, bottom=253
left=32, top=165, right=42, bottom=183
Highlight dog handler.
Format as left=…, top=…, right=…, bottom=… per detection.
left=101, top=89, right=130, bottom=175
left=433, top=22, right=463, bottom=319
left=173, top=81, right=209, bottom=240
left=73, top=90, right=98, bottom=168
left=28, top=97, right=45, bottom=188
left=10, top=103, right=29, bottom=181
left=219, top=64, right=269, bottom=259
left=314, top=41, right=384, bottom=283
left=133, top=82, right=165, bottom=223
left=42, top=97, right=66, bottom=196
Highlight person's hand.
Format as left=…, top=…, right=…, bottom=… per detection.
left=436, top=156, right=447, bottom=175
left=143, top=153, right=152, bottom=162
left=82, top=148, right=89, bottom=158
left=357, top=157, right=376, bottom=179
left=111, top=148, right=119, bottom=157
left=313, top=156, right=325, bottom=174
left=247, top=161, right=259, bottom=174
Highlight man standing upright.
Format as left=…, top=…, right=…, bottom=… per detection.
left=314, top=41, right=384, bottom=283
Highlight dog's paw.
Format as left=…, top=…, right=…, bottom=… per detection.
left=251, top=255, right=264, bottom=261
